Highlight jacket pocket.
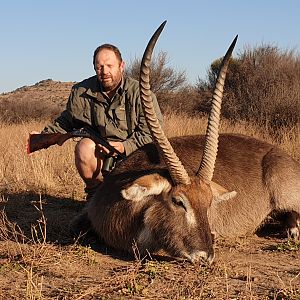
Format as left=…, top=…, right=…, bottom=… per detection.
left=113, top=106, right=128, bottom=131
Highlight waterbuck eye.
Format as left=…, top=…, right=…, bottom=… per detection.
left=171, top=196, right=187, bottom=211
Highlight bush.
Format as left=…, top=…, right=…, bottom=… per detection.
left=0, top=99, right=61, bottom=124
left=196, top=44, right=300, bottom=139
left=126, top=51, right=187, bottom=93
left=126, top=51, right=194, bottom=113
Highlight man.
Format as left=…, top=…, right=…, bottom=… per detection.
left=40, top=44, right=162, bottom=200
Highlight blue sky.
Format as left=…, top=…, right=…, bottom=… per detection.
left=1, top=0, right=299, bottom=93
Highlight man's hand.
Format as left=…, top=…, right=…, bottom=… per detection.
left=98, top=141, right=125, bottom=156
left=109, top=141, right=125, bottom=154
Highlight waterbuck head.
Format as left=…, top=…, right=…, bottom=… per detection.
left=119, top=21, right=238, bottom=263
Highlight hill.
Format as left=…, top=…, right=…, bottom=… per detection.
left=0, top=79, right=75, bottom=123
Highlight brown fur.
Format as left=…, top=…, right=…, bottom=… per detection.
left=87, top=133, right=300, bottom=261
left=87, top=170, right=215, bottom=262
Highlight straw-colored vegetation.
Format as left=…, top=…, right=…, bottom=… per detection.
left=1, top=114, right=299, bottom=196
left=0, top=114, right=299, bottom=299
left=164, top=111, right=300, bottom=161
left=0, top=121, right=83, bottom=198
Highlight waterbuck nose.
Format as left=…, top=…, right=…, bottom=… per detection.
left=187, top=249, right=215, bottom=264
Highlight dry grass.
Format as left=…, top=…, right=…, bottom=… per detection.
left=0, top=121, right=84, bottom=198
left=0, top=115, right=299, bottom=299
left=164, top=111, right=300, bottom=161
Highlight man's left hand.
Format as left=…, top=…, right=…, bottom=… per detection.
left=108, top=141, right=125, bottom=155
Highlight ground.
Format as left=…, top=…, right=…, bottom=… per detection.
left=0, top=191, right=299, bottom=300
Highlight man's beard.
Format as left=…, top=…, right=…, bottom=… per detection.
left=101, top=74, right=122, bottom=92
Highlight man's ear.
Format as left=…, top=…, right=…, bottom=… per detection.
left=210, top=181, right=237, bottom=203
left=120, top=60, right=125, bottom=73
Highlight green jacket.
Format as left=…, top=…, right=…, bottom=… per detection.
left=43, top=75, right=163, bottom=156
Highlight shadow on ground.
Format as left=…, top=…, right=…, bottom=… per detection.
left=1, top=192, right=83, bottom=244
left=255, top=212, right=288, bottom=240
left=0, top=191, right=138, bottom=261
left=0, top=191, right=292, bottom=265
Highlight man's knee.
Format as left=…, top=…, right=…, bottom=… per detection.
left=74, top=138, right=104, bottom=181
left=75, top=138, right=97, bottom=162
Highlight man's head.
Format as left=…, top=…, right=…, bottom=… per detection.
left=93, top=44, right=125, bottom=93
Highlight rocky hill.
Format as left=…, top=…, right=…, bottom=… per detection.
left=0, top=79, right=75, bottom=123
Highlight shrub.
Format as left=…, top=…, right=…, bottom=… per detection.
left=196, top=44, right=300, bottom=139
left=126, top=51, right=193, bottom=113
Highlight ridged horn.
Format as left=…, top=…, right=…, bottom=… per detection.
left=196, top=35, right=238, bottom=181
left=139, top=21, right=191, bottom=185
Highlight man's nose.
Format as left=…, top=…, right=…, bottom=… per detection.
left=102, top=65, right=109, bottom=74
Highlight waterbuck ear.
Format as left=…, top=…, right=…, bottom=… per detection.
left=121, top=173, right=172, bottom=201
left=210, top=181, right=237, bottom=203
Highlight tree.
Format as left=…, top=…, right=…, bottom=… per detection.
left=196, top=44, right=300, bottom=137
left=126, top=51, right=187, bottom=94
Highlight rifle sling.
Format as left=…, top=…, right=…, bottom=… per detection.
left=124, top=92, right=133, bottom=135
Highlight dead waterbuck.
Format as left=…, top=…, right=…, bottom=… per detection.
left=86, top=21, right=300, bottom=263
left=86, top=21, right=237, bottom=263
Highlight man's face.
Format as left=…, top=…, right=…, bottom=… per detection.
left=94, top=49, right=125, bottom=92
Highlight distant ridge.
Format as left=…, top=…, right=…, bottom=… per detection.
left=0, top=79, right=76, bottom=123
left=0, top=79, right=75, bottom=107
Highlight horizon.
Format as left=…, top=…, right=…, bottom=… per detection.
left=1, top=0, right=300, bottom=94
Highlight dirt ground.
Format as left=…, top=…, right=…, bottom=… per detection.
left=0, top=191, right=299, bottom=300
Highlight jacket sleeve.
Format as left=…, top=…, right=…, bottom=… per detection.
left=41, top=86, right=85, bottom=133
left=122, top=91, right=163, bottom=156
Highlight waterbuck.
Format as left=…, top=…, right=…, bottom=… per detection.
left=85, top=21, right=300, bottom=263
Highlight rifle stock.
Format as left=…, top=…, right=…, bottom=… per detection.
left=27, top=132, right=74, bottom=154
left=27, top=127, right=126, bottom=159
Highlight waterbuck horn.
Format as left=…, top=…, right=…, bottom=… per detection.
left=196, top=35, right=238, bottom=181
left=139, top=21, right=191, bottom=185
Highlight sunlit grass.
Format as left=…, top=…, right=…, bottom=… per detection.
left=0, top=121, right=83, bottom=198
left=0, top=114, right=299, bottom=299
left=164, top=111, right=300, bottom=161
left=0, top=115, right=299, bottom=197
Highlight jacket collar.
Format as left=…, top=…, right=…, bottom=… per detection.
left=85, top=76, right=100, bottom=98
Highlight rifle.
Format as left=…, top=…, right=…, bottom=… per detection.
left=27, top=127, right=126, bottom=160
